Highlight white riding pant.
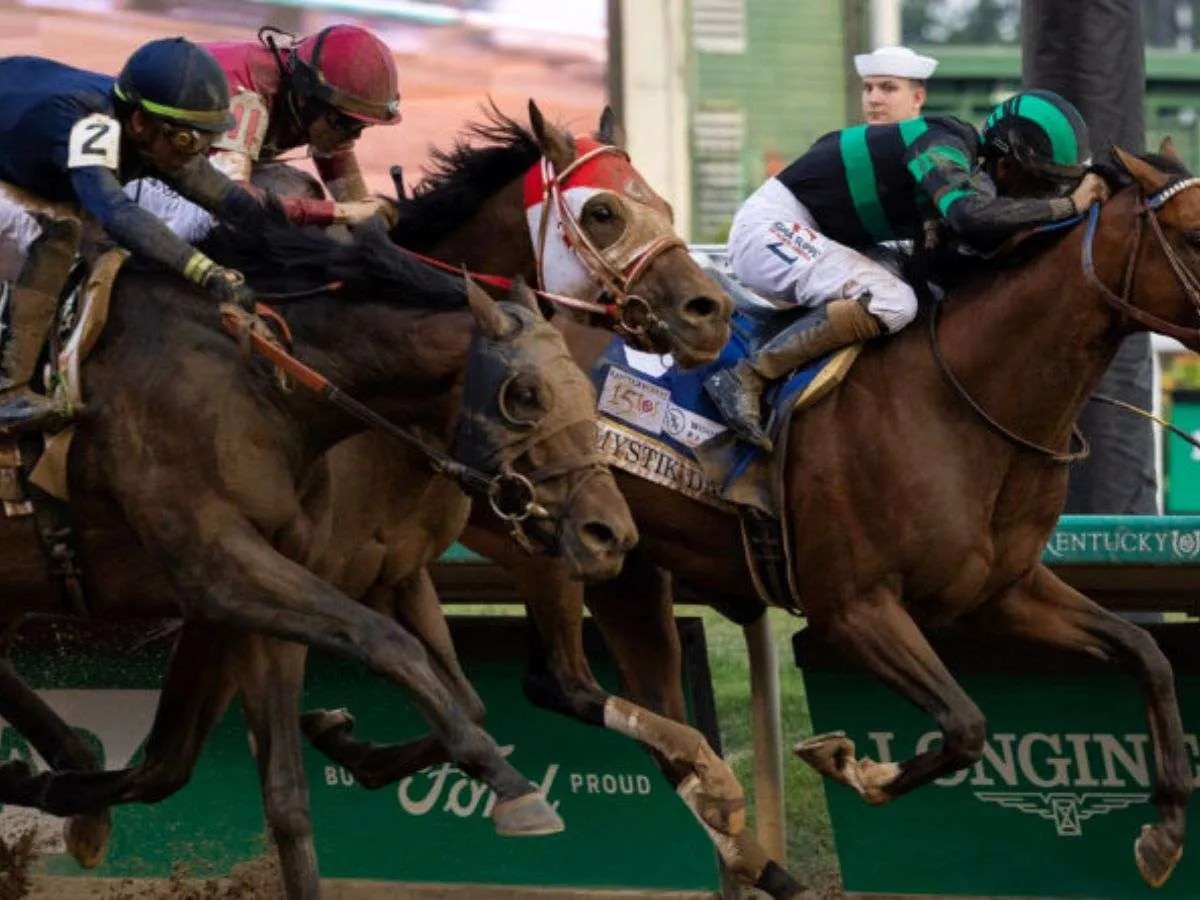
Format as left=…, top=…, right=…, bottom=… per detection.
left=124, top=178, right=215, bottom=244
left=0, top=191, right=42, bottom=281
left=727, top=177, right=917, bottom=334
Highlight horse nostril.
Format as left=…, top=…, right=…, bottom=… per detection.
left=682, top=295, right=721, bottom=323
left=581, top=519, right=617, bottom=551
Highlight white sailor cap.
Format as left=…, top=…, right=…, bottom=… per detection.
left=854, top=46, right=938, bottom=80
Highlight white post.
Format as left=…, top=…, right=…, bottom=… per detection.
left=617, top=0, right=692, bottom=239
left=744, top=614, right=786, bottom=863
left=870, top=0, right=903, bottom=48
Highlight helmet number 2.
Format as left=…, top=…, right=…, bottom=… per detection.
left=68, top=114, right=121, bottom=170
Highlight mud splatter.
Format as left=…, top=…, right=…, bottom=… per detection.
left=0, top=829, right=37, bottom=900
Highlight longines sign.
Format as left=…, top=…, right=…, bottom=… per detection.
left=798, top=625, right=1200, bottom=898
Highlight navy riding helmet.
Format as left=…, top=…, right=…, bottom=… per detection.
left=113, top=37, right=235, bottom=134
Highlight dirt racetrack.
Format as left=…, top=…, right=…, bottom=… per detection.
left=0, top=2, right=606, bottom=198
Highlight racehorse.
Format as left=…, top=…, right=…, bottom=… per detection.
left=0, top=213, right=637, bottom=896
left=320, top=147, right=1200, bottom=894
left=0, top=105, right=770, bottom=897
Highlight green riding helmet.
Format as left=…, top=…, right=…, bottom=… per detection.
left=982, top=89, right=1091, bottom=181
left=113, top=37, right=235, bottom=135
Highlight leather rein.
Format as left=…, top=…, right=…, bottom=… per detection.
left=218, top=304, right=592, bottom=554
left=930, top=177, right=1200, bottom=465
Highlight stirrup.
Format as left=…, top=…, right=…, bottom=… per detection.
left=0, top=391, right=76, bottom=437
left=704, top=370, right=772, bottom=451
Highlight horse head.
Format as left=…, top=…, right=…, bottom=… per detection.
left=1092, top=144, right=1200, bottom=351
left=525, top=100, right=732, bottom=366
left=456, top=274, right=637, bottom=581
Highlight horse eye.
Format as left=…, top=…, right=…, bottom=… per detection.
left=1185, top=230, right=1200, bottom=247
left=589, top=203, right=615, bottom=222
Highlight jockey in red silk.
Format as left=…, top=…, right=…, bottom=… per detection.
left=0, top=38, right=265, bottom=434
left=129, top=24, right=401, bottom=236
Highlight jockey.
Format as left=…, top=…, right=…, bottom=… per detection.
left=129, top=24, right=401, bottom=240
left=706, top=89, right=1110, bottom=449
left=0, top=38, right=264, bottom=434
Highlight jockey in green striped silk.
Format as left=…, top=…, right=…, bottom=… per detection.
left=707, top=89, right=1109, bottom=449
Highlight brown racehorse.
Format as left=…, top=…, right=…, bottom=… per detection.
left=316, top=147, right=1200, bottom=894
left=0, top=215, right=637, bottom=896
left=0, top=105, right=726, bottom=899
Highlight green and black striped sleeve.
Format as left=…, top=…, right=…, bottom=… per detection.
left=906, top=133, right=1076, bottom=249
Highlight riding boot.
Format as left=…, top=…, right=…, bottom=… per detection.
left=705, top=296, right=883, bottom=451
left=0, top=217, right=81, bottom=435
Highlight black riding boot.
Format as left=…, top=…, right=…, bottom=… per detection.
left=705, top=296, right=883, bottom=451
left=0, top=218, right=81, bottom=435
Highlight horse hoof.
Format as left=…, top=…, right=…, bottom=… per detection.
left=793, top=731, right=853, bottom=778
left=64, top=809, right=111, bottom=869
left=1135, top=823, right=1183, bottom=887
left=300, top=707, right=355, bottom=742
left=491, top=792, right=564, bottom=837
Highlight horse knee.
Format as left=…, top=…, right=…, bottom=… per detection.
left=264, top=785, right=313, bottom=842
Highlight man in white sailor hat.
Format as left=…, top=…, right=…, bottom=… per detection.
left=855, top=45, right=938, bottom=124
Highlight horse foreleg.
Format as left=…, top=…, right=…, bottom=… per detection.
left=303, top=569, right=482, bottom=789
left=0, top=654, right=111, bottom=867
left=973, top=565, right=1189, bottom=888
left=0, top=624, right=238, bottom=816
left=172, top=520, right=560, bottom=837
left=233, top=635, right=319, bottom=900
left=519, top=554, right=803, bottom=899
left=798, top=585, right=984, bottom=804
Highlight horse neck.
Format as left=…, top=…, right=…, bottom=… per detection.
left=282, top=298, right=473, bottom=450
left=426, top=179, right=537, bottom=285
left=932, top=192, right=1141, bottom=448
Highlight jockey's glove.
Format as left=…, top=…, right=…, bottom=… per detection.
left=334, top=198, right=398, bottom=228
left=203, top=265, right=256, bottom=311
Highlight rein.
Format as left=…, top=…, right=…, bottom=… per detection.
left=927, top=297, right=1091, bottom=464
left=1081, top=178, right=1200, bottom=350
left=929, top=175, right=1200, bottom=464
left=217, top=304, right=579, bottom=552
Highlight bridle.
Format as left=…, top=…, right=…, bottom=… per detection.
left=1082, top=176, right=1200, bottom=351
left=931, top=177, right=1200, bottom=464
left=219, top=302, right=600, bottom=554
left=529, top=141, right=685, bottom=345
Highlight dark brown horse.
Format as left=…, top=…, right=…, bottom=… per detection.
left=318, top=148, right=1200, bottom=895
left=0, top=215, right=637, bottom=895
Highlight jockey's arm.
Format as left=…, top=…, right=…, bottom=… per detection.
left=915, top=148, right=1076, bottom=248
left=313, top=146, right=370, bottom=202
left=70, top=164, right=231, bottom=289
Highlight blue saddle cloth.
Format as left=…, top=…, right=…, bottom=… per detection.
left=593, top=300, right=838, bottom=490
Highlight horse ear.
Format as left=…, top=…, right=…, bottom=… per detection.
left=508, top=276, right=543, bottom=318
left=464, top=271, right=515, bottom=340
left=528, top=99, right=574, bottom=174
left=1160, top=136, right=1182, bottom=163
left=597, top=106, right=626, bottom=150
left=1113, top=146, right=1172, bottom=193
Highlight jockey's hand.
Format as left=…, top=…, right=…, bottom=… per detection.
left=1069, top=173, right=1111, bottom=214
left=203, top=265, right=255, bottom=311
left=335, top=198, right=397, bottom=228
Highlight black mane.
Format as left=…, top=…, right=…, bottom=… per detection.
left=389, top=105, right=547, bottom=250
left=200, top=207, right=465, bottom=309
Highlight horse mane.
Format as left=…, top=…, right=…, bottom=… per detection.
left=200, top=205, right=465, bottom=309
left=389, top=103, right=552, bottom=250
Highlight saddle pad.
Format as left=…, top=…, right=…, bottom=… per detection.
left=29, top=247, right=128, bottom=500
left=592, top=307, right=857, bottom=511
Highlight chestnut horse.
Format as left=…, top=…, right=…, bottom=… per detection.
left=323, top=148, right=1200, bottom=895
